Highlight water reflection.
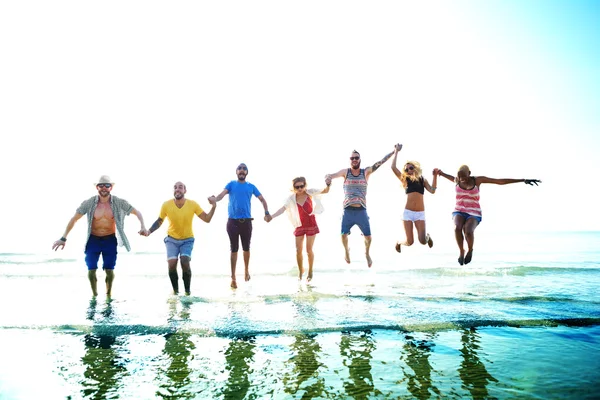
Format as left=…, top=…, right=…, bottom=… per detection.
left=80, top=334, right=127, bottom=399
left=458, top=328, right=498, bottom=399
left=401, top=333, right=441, bottom=399
left=156, top=299, right=195, bottom=399
left=222, top=336, right=257, bottom=400
left=339, top=330, right=382, bottom=399
left=283, top=333, right=326, bottom=398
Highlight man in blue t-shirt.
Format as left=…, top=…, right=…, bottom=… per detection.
left=209, top=163, right=271, bottom=288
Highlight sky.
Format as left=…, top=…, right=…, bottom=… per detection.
left=1, top=1, right=599, bottom=256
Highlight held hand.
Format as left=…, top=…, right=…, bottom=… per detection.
left=139, top=229, right=150, bottom=236
left=433, top=168, right=440, bottom=176
left=524, top=179, right=541, bottom=186
left=52, top=239, right=65, bottom=251
left=264, top=215, right=273, bottom=222
left=208, top=195, right=216, bottom=204
left=325, top=176, right=332, bottom=186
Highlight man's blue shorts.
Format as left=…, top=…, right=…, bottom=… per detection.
left=164, top=236, right=195, bottom=260
left=452, top=211, right=482, bottom=223
left=84, top=234, right=118, bottom=271
left=341, top=206, right=371, bottom=236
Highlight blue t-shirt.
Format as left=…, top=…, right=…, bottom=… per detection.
left=225, top=181, right=262, bottom=219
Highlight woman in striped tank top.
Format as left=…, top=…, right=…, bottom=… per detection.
left=436, top=165, right=541, bottom=265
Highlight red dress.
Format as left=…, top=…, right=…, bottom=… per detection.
left=293, top=196, right=320, bottom=237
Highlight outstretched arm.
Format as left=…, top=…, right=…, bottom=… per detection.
left=476, top=177, right=542, bottom=186
left=52, top=212, right=85, bottom=250
left=208, top=189, right=229, bottom=204
left=366, top=148, right=395, bottom=178
left=268, top=205, right=287, bottom=221
left=391, top=143, right=403, bottom=179
left=325, top=168, right=347, bottom=183
left=198, top=201, right=217, bottom=223
left=436, top=169, right=456, bottom=183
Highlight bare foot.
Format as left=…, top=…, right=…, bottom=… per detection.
left=344, top=248, right=351, bottom=264
left=458, top=249, right=465, bottom=265
left=245, top=270, right=251, bottom=282
left=426, top=234, right=433, bottom=248
left=298, top=266, right=304, bottom=281
left=395, top=242, right=401, bottom=253
left=307, top=269, right=313, bottom=282
left=230, top=279, right=237, bottom=289
left=366, top=254, right=372, bottom=268
left=464, top=250, right=473, bottom=265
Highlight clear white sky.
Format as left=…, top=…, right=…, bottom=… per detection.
left=1, top=1, right=598, bottom=255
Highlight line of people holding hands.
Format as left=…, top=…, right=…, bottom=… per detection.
left=52, top=143, right=541, bottom=297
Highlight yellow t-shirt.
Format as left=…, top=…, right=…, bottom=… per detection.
left=159, top=199, right=204, bottom=240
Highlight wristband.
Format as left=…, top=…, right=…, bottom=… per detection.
left=60, top=237, right=67, bottom=242
left=265, top=211, right=270, bottom=216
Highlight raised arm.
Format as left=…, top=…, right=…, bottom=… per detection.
left=365, top=148, right=395, bottom=178
left=52, top=212, right=85, bottom=250
left=436, top=169, right=456, bottom=183
left=476, top=177, right=542, bottom=186
left=325, top=168, right=347, bottom=182
left=391, top=143, right=403, bottom=179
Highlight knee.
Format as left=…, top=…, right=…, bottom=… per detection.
left=406, top=238, right=414, bottom=246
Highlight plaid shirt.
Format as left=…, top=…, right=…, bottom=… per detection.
left=76, top=195, right=135, bottom=251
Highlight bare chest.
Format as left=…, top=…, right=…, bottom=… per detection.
left=94, top=202, right=114, bottom=221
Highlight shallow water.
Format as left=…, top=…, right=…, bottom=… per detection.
left=1, top=231, right=599, bottom=399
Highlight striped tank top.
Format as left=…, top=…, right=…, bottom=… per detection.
left=454, top=180, right=482, bottom=217
left=343, top=168, right=367, bottom=208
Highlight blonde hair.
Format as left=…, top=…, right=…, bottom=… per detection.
left=400, top=161, right=423, bottom=188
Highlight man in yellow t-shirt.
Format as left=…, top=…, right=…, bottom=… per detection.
left=146, top=181, right=216, bottom=295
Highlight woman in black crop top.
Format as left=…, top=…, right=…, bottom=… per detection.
left=391, top=144, right=438, bottom=253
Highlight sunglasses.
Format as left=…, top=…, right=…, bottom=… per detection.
left=350, top=156, right=360, bottom=161
left=404, top=166, right=415, bottom=172
left=97, top=183, right=112, bottom=188
left=294, top=184, right=305, bottom=190
left=237, top=166, right=248, bottom=171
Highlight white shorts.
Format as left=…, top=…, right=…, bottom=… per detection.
left=403, top=209, right=425, bottom=222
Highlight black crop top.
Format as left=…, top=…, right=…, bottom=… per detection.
left=405, top=177, right=425, bottom=195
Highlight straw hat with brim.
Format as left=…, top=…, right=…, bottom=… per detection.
left=95, top=175, right=115, bottom=186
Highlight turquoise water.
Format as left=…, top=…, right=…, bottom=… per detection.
left=1, top=231, right=599, bottom=399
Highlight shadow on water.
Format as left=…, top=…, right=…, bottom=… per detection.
left=458, top=328, right=498, bottom=400
left=400, top=333, right=441, bottom=399
left=221, top=335, right=257, bottom=400
left=339, top=330, right=383, bottom=400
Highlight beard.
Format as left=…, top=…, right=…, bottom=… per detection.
left=174, top=192, right=184, bottom=199
left=98, top=191, right=110, bottom=198
left=351, top=162, right=361, bottom=170
left=237, top=173, right=247, bottom=181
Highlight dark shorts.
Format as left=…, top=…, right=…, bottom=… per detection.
left=341, top=206, right=371, bottom=236
left=227, top=218, right=253, bottom=252
left=452, top=211, right=482, bottom=223
left=84, top=234, right=118, bottom=271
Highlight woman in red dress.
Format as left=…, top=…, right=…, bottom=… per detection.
left=268, top=176, right=331, bottom=281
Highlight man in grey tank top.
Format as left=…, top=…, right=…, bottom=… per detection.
left=325, top=147, right=395, bottom=267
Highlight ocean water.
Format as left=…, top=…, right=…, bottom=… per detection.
left=0, top=231, right=599, bottom=399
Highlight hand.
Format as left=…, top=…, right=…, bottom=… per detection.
left=264, top=215, right=273, bottom=222
left=524, top=179, right=541, bottom=186
left=325, top=176, right=332, bottom=186
left=208, top=195, right=216, bottom=204
left=433, top=168, right=440, bottom=176
left=139, top=229, right=150, bottom=236
left=394, top=143, right=403, bottom=152
left=52, top=239, right=65, bottom=251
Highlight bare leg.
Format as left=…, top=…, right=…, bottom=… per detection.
left=88, top=269, right=98, bottom=297
left=168, top=259, right=179, bottom=294
left=396, top=220, right=415, bottom=252
left=364, top=235, right=372, bottom=268
left=295, top=235, right=305, bottom=280
left=243, top=251, right=251, bottom=281
left=453, top=215, right=467, bottom=265
left=306, top=235, right=316, bottom=281
left=463, top=218, right=479, bottom=264
left=105, top=269, right=115, bottom=297
left=414, top=220, right=432, bottom=247
left=342, top=234, right=350, bottom=263
left=230, top=252, right=238, bottom=288
left=180, top=256, right=192, bottom=295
